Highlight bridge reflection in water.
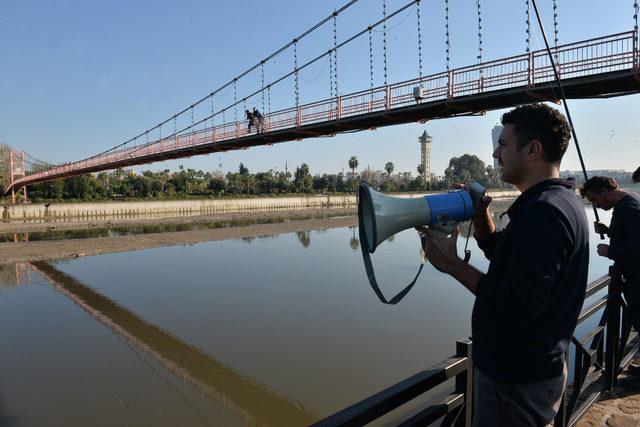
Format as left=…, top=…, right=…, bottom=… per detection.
left=28, top=261, right=319, bottom=426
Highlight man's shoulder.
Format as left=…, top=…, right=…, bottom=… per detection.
left=621, top=192, right=640, bottom=208
left=520, top=187, right=586, bottom=231
left=614, top=193, right=640, bottom=217
left=530, top=185, right=583, bottom=213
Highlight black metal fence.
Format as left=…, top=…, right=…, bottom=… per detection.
left=314, top=266, right=639, bottom=426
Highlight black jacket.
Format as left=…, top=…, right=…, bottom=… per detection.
left=473, top=179, right=589, bottom=383
left=608, top=193, right=640, bottom=282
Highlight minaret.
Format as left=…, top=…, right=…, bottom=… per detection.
left=491, top=125, right=503, bottom=169
left=419, top=130, right=432, bottom=181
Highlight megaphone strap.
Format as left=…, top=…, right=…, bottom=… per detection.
left=359, top=209, right=424, bottom=305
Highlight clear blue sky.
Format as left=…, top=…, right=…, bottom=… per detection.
left=1, top=0, right=638, bottom=176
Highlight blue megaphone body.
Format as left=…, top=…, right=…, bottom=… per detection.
left=359, top=182, right=485, bottom=253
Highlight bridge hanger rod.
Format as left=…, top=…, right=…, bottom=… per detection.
left=109, top=0, right=420, bottom=160
left=80, top=0, right=361, bottom=164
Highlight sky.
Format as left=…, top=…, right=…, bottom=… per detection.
left=0, top=0, right=638, bottom=177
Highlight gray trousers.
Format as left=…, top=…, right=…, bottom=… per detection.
left=472, top=364, right=567, bottom=427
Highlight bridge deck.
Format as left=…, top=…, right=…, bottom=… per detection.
left=9, top=31, right=640, bottom=192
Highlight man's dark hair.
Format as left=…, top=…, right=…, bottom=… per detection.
left=579, top=176, right=619, bottom=198
left=501, top=103, right=572, bottom=165
left=633, top=166, right=640, bottom=183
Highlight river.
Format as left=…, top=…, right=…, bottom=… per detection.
left=0, top=205, right=622, bottom=426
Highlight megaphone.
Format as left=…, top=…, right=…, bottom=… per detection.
left=357, top=182, right=486, bottom=305
left=358, top=182, right=486, bottom=253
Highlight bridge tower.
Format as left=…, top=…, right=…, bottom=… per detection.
left=419, top=130, right=432, bottom=181
left=8, top=150, right=27, bottom=204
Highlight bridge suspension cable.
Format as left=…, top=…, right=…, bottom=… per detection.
left=416, top=0, right=422, bottom=80
left=382, top=0, right=388, bottom=86
left=110, top=0, right=422, bottom=161
left=369, top=26, right=374, bottom=90
left=333, top=11, right=339, bottom=96
left=261, top=62, right=265, bottom=113
left=476, top=0, right=483, bottom=64
left=74, top=0, right=363, bottom=165
left=294, top=39, right=300, bottom=108
left=445, top=0, right=451, bottom=72
left=553, top=0, right=559, bottom=48
left=526, top=0, right=531, bottom=53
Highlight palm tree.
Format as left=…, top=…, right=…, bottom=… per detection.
left=385, top=162, right=394, bottom=176
left=417, top=163, right=425, bottom=177
left=348, top=156, right=359, bottom=176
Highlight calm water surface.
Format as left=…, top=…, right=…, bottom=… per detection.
left=0, top=207, right=616, bottom=426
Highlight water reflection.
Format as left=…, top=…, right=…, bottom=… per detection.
left=349, top=228, right=359, bottom=252
left=0, top=214, right=345, bottom=243
left=0, top=263, right=32, bottom=289
left=25, top=261, right=319, bottom=426
left=296, top=231, right=311, bottom=248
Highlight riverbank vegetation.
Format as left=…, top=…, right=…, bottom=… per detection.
left=12, top=154, right=512, bottom=203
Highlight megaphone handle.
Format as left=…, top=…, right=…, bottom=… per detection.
left=359, top=218, right=424, bottom=305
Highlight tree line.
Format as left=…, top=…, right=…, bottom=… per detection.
left=3, top=152, right=510, bottom=203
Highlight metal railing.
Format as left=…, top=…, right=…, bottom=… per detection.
left=315, top=266, right=639, bottom=426
left=11, top=30, right=638, bottom=191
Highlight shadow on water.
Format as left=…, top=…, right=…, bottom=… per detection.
left=29, top=261, right=319, bottom=426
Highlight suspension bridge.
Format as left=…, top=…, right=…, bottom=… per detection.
left=5, top=0, right=640, bottom=202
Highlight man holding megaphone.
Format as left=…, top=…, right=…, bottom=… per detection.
left=418, top=104, right=589, bottom=426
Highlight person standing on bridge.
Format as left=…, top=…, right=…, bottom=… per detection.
left=245, top=109, right=255, bottom=133
left=417, top=103, right=589, bottom=426
left=580, top=177, right=640, bottom=334
left=253, top=107, right=264, bottom=134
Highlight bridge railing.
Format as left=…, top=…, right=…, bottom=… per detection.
left=314, top=267, right=639, bottom=427
left=12, top=31, right=637, bottom=188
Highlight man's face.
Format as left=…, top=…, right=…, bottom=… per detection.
left=493, top=124, right=528, bottom=186
left=585, top=190, right=614, bottom=210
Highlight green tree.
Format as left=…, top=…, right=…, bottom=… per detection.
left=444, top=154, right=487, bottom=184
left=255, top=171, right=276, bottom=194
left=64, top=175, right=94, bottom=200
left=416, top=163, right=425, bottom=177
left=348, top=156, right=359, bottom=175
left=293, top=163, right=312, bottom=193
left=384, top=162, right=394, bottom=176
left=208, top=175, right=226, bottom=195
left=31, top=179, right=64, bottom=201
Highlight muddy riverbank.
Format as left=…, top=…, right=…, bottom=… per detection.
left=0, top=198, right=518, bottom=266
left=0, top=214, right=358, bottom=266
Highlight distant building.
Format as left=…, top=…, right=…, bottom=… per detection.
left=419, top=130, right=432, bottom=181
left=491, top=125, right=503, bottom=169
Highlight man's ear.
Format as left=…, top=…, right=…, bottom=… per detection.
left=526, top=139, right=544, bottom=161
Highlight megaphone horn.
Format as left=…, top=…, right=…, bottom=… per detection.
left=358, top=183, right=484, bottom=253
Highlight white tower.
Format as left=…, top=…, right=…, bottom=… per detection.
left=419, top=130, right=432, bottom=181
left=491, top=125, right=503, bottom=169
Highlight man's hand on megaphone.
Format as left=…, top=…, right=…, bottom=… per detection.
left=416, top=225, right=462, bottom=275
left=471, top=194, right=495, bottom=240
left=475, top=195, right=493, bottom=214
left=450, top=183, right=491, bottom=213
